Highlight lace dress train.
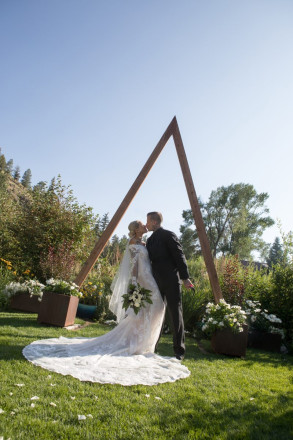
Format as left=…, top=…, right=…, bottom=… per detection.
left=22, top=245, right=190, bottom=386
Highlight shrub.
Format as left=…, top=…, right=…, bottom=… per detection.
left=182, top=257, right=213, bottom=333
left=260, top=263, right=293, bottom=342
left=201, top=299, right=247, bottom=336
left=216, top=256, right=248, bottom=306
left=244, top=299, right=284, bottom=338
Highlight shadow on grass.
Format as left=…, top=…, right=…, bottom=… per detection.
left=0, top=310, right=39, bottom=327
left=149, top=387, right=293, bottom=440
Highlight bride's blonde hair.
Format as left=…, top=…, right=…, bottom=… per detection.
left=128, top=221, right=140, bottom=239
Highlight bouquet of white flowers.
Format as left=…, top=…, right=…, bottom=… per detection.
left=122, top=283, right=152, bottom=315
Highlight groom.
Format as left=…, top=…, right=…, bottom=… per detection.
left=146, top=212, right=193, bottom=360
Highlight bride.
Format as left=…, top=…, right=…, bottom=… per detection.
left=22, top=221, right=190, bottom=386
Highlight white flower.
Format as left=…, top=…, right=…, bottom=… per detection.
left=30, top=396, right=39, bottom=400
left=15, top=383, right=25, bottom=387
left=145, top=394, right=150, bottom=398
left=0, top=408, right=5, bottom=414
left=87, top=414, right=93, bottom=418
left=70, top=396, right=76, bottom=400
left=155, top=396, right=162, bottom=400
left=31, top=403, right=35, bottom=408
left=50, top=402, right=57, bottom=407
left=78, top=415, right=86, bottom=420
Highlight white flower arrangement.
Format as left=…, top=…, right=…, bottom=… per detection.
left=244, top=300, right=284, bottom=338
left=44, top=278, right=82, bottom=297
left=3, top=280, right=45, bottom=301
left=201, top=299, right=247, bottom=336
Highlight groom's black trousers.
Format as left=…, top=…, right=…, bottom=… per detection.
left=153, top=272, right=185, bottom=356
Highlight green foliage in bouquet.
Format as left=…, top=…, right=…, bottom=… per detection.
left=122, top=283, right=152, bottom=315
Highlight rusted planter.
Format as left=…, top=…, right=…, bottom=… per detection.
left=10, top=293, right=41, bottom=314
left=211, top=324, right=248, bottom=357
left=247, top=329, right=282, bottom=352
left=37, top=291, right=79, bottom=327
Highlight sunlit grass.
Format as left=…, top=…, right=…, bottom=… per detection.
left=0, top=311, right=292, bottom=440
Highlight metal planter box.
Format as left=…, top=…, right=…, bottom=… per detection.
left=211, top=324, right=248, bottom=357
left=37, top=291, right=79, bottom=327
left=10, top=293, right=41, bottom=314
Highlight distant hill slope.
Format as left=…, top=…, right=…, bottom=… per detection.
left=6, top=176, right=32, bottom=203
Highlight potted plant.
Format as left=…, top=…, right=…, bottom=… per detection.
left=37, top=278, right=82, bottom=327
left=201, top=299, right=248, bottom=357
left=244, top=300, right=284, bottom=352
left=77, top=281, right=105, bottom=320
left=3, top=280, right=44, bottom=313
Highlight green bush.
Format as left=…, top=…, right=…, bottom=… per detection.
left=0, top=258, right=17, bottom=309
left=182, top=257, right=213, bottom=334
left=260, top=263, right=293, bottom=343
left=85, top=258, right=117, bottom=322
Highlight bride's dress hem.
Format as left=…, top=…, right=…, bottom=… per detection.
left=22, top=245, right=190, bottom=386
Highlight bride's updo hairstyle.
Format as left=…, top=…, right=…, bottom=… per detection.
left=128, top=221, right=140, bottom=239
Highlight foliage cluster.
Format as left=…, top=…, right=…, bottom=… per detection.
left=244, top=299, right=284, bottom=337
left=180, top=183, right=274, bottom=259
left=201, top=299, right=247, bottom=336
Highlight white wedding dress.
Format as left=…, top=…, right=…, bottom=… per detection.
left=22, top=244, right=190, bottom=386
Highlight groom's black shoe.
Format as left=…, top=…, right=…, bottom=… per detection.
left=175, top=354, right=184, bottom=361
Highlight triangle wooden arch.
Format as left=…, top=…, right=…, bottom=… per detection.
left=75, top=116, right=223, bottom=303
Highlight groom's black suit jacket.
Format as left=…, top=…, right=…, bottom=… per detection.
left=146, top=227, right=189, bottom=292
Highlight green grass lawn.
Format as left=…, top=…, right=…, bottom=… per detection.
left=0, top=311, right=292, bottom=440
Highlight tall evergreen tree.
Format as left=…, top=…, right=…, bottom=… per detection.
left=6, top=159, right=14, bottom=175
left=0, top=152, right=7, bottom=172
left=267, top=237, right=284, bottom=267
left=13, top=166, right=21, bottom=181
left=21, top=169, right=32, bottom=189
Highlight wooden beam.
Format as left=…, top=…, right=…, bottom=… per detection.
left=74, top=116, right=223, bottom=304
left=74, top=118, right=175, bottom=286
left=171, top=118, right=223, bottom=303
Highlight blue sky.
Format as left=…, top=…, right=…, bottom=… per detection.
left=1, top=0, right=292, bottom=254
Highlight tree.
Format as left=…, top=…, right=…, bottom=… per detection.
left=267, top=237, right=284, bottom=268
left=180, top=183, right=274, bottom=259
left=21, top=169, right=32, bottom=189
left=33, top=181, right=47, bottom=192
left=0, top=152, right=7, bottom=172
left=6, top=159, right=14, bottom=175
left=13, top=166, right=21, bottom=181
left=13, top=176, right=99, bottom=279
